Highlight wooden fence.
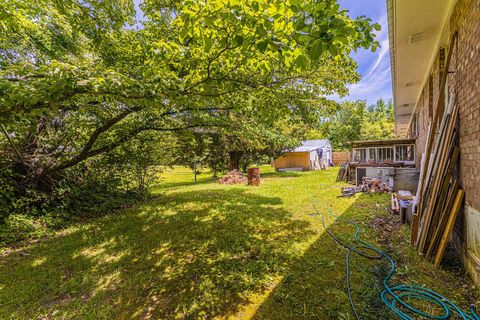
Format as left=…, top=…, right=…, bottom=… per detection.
left=332, top=151, right=351, bottom=165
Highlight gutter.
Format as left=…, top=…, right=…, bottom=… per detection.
left=386, top=0, right=398, bottom=134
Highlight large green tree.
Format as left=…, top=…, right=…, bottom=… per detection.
left=320, top=98, right=395, bottom=150
left=0, top=0, right=379, bottom=190
left=361, top=97, right=395, bottom=140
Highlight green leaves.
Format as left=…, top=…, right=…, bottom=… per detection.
left=295, top=54, right=309, bottom=69
left=233, top=35, right=244, bottom=46
left=287, top=0, right=303, bottom=5
left=256, top=40, right=268, bottom=52
left=319, top=99, right=395, bottom=150
left=308, top=42, right=324, bottom=61
left=251, top=1, right=260, bottom=12
left=1, top=0, right=381, bottom=179
left=204, top=37, right=213, bottom=53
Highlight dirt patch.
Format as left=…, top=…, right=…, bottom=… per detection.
left=43, top=294, right=74, bottom=308
left=369, top=214, right=402, bottom=235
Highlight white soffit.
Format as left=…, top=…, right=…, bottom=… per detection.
left=388, top=0, right=454, bottom=136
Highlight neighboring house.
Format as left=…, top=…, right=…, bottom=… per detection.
left=274, top=139, right=332, bottom=171
left=387, top=0, right=480, bottom=284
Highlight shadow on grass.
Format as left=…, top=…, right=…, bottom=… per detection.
left=251, top=193, right=393, bottom=320
left=6, top=189, right=468, bottom=319
left=250, top=193, right=478, bottom=319
left=0, top=188, right=313, bottom=319
left=260, top=171, right=302, bottom=178
left=154, top=170, right=215, bottom=191
left=154, top=177, right=213, bottom=191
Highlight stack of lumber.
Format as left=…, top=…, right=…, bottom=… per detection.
left=336, top=162, right=350, bottom=182
left=218, top=170, right=247, bottom=185
left=411, top=31, right=464, bottom=267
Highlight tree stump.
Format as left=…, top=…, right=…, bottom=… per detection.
left=247, top=167, right=260, bottom=186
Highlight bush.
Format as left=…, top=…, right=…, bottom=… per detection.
left=0, top=214, right=49, bottom=247
left=0, top=129, right=167, bottom=246
left=0, top=155, right=159, bottom=246
left=0, top=165, right=15, bottom=223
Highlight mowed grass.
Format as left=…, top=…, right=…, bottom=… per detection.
left=0, top=166, right=477, bottom=319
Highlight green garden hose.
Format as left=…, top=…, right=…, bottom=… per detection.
left=315, top=205, right=479, bottom=320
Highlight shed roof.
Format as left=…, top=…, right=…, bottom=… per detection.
left=292, top=139, right=331, bottom=152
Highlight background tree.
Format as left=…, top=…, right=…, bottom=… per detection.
left=319, top=98, right=395, bottom=150
left=361, top=98, right=395, bottom=140
left=168, top=88, right=324, bottom=175
left=319, top=100, right=366, bottom=150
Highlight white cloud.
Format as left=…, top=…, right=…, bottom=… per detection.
left=367, top=14, right=389, bottom=75
left=339, top=12, right=393, bottom=104
left=368, top=38, right=389, bottom=76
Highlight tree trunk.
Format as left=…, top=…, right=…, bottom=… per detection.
left=229, top=151, right=242, bottom=171
left=241, top=160, right=249, bottom=173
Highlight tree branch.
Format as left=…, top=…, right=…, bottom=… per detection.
left=0, top=124, right=26, bottom=165
left=163, top=106, right=236, bottom=115
left=74, top=107, right=140, bottom=161
left=2, top=74, right=46, bottom=82
left=43, top=123, right=226, bottom=175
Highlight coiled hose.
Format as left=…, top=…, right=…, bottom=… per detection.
left=316, top=206, right=479, bottom=320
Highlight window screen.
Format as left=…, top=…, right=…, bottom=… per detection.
left=369, top=148, right=376, bottom=162
left=377, top=147, right=394, bottom=162
left=395, top=145, right=415, bottom=161
left=353, top=149, right=367, bottom=162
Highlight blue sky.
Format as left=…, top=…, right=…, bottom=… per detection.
left=336, top=0, right=392, bottom=105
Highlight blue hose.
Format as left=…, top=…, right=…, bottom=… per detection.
left=317, top=207, right=479, bottom=320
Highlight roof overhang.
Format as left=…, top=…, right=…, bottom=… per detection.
left=291, top=148, right=319, bottom=152
left=350, top=138, right=416, bottom=148
left=387, top=0, right=455, bottom=136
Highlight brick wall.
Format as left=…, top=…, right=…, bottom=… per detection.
left=411, top=76, right=431, bottom=169
left=409, top=0, right=480, bottom=285
left=450, top=0, right=480, bottom=211
left=409, top=50, right=441, bottom=169
left=410, top=0, right=480, bottom=215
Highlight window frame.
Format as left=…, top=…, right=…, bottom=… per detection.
left=377, top=147, right=394, bottom=162
left=394, top=144, right=415, bottom=163
left=368, top=148, right=377, bottom=162
left=352, top=148, right=367, bottom=162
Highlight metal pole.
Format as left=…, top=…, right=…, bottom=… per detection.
left=194, top=159, right=197, bottom=185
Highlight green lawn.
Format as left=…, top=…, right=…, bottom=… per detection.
left=0, top=166, right=476, bottom=319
